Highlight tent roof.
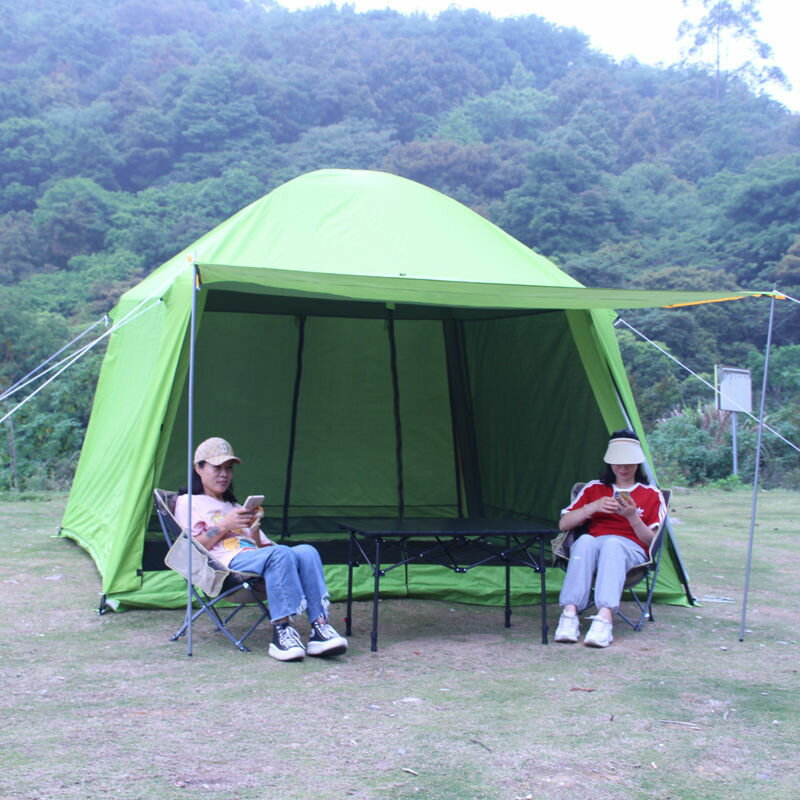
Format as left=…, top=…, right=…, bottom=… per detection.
left=123, top=169, right=775, bottom=314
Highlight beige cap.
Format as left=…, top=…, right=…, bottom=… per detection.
left=603, top=437, right=645, bottom=465
left=194, top=437, right=241, bottom=466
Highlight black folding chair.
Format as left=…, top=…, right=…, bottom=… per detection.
left=553, top=482, right=671, bottom=631
left=154, top=489, right=270, bottom=652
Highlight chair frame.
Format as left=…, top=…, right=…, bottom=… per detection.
left=153, top=489, right=270, bottom=652
left=559, top=482, right=671, bottom=631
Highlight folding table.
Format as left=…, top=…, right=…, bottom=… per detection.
left=337, top=517, right=556, bottom=651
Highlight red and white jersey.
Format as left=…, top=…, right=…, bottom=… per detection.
left=562, top=480, right=666, bottom=555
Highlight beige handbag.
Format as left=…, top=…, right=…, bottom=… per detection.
left=550, top=529, right=575, bottom=565
left=164, top=531, right=228, bottom=598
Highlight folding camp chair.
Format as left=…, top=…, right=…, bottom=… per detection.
left=153, top=489, right=270, bottom=652
left=553, top=482, right=671, bottom=631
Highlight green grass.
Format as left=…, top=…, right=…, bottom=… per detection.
left=1, top=488, right=798, bottom=799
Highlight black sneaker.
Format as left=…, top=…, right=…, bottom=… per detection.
left=306, top=620, right=348, bottom=657
left=268, top=623, right=305, bottom=661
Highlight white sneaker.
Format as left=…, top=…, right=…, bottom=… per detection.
left=306, top=620, right=348, bottom=657
left=554, top=611, right=580, bottom=643
left=583, top=615, right=613, bottom=648
left=269, top=623, right=306, bottom=661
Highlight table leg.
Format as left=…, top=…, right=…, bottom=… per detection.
left=504, top=535, right=512, bottom=628
left=345, top=532, right=354, bottom=636
left=539, top=535, right=548, bottom=644
left=370, top=537, right=381, bottom=652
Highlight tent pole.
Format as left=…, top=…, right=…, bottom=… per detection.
left=739, top=293, right=776, bottom=641
left=387, top=309, right=404, bottom=517
left=185, top=262, right=200, bottom=656
left=443, top=320, right=484, bottom=517
left=443, top=321, right=464, bottom=518
left=283, top=315, right=307, bottom=536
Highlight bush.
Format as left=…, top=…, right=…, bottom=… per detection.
left=648, top=399, right=800, bottom=488
left=705, top=473, right=745, bottom=490
left=649, top=403, right=754, bottom=485
left=1, top=345, right=102, bottom=491
left=651, top=414, right=713, bottom=485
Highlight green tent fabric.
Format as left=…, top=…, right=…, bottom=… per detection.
left=60, top=169, right=767, bottom=612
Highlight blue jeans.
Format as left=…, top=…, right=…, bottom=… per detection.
left=229, top=544, right=330, bottom=624
left=559, top=534, right=646, bottom=612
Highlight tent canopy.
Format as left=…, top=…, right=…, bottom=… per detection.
left=60, top=169, right=768, bottom=611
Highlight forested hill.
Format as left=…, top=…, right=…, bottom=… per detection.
left=2, top=0, right=800, bottom=490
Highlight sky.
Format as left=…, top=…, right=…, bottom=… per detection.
left=275, top=0, right=799, bottom=112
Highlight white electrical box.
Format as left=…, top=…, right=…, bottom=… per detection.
left=714, top=366, right=752, bottom=414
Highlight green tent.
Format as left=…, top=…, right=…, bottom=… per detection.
left=60, top=169, right=764, bottom=612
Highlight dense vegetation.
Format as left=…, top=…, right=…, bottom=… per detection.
left=1, top=0, right=799, bottom=490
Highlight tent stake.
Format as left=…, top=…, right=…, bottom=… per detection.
left=740, top=293, right=776, bottom=641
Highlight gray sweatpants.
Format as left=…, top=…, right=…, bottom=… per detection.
left=559, top=534, right=646, bottom=613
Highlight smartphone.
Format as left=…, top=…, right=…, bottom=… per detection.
left=614, top=491, right=631, bottom=503
left=243, top=494, right=264, bottom=510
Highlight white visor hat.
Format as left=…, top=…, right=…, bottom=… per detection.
left=603, top=437, right=645, bottom=465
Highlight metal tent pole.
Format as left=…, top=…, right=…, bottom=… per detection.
left=739, top=293, right=776, bottom=641
left=185, top=262, right=200, bottom=656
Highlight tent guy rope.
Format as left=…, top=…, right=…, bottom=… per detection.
left=0, top=296, right=163, bottom=426
left=0, top=315, right=108, bottom=404
left=615, top=315, right=800, bottom=456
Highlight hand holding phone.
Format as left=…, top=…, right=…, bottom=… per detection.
left=614, top=491, right=632, bottom=504
left=243, top=494, right=264, bottom=511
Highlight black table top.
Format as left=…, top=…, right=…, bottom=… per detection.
left=335, top=516, right=558, bottom=537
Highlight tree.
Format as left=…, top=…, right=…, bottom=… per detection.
left=678, top=1, right=790, bottom=101
left=706, top=155, right=800, bottom=284
left=114, top=103, right=178, bottom=190
left=32, top=178, right=122, bottom=267
left=382, top=138, right=500, bottom=206
left=616, top=329, right=683, bottom=427
left=432, top=68, right=551, bottom=145
left=365, top=37, right=490, bottom=141
left=0, top=211, right=44, bottom=284
left=0, top=118, right=52, bottom=211
left=281, top=119, right=392, bottom=176
left=0, top=294, right=71, bottom=387
left=496, top=147, right=627, bottom=257
left=498, top=14, right=592, bottom=89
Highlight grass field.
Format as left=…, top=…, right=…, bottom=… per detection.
left=1, top=487, right=798, bottom=800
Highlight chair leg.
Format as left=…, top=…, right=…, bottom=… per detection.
left=170, top=585, right=269, bottom=653
left=616, top=583, right=649, bottom=631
